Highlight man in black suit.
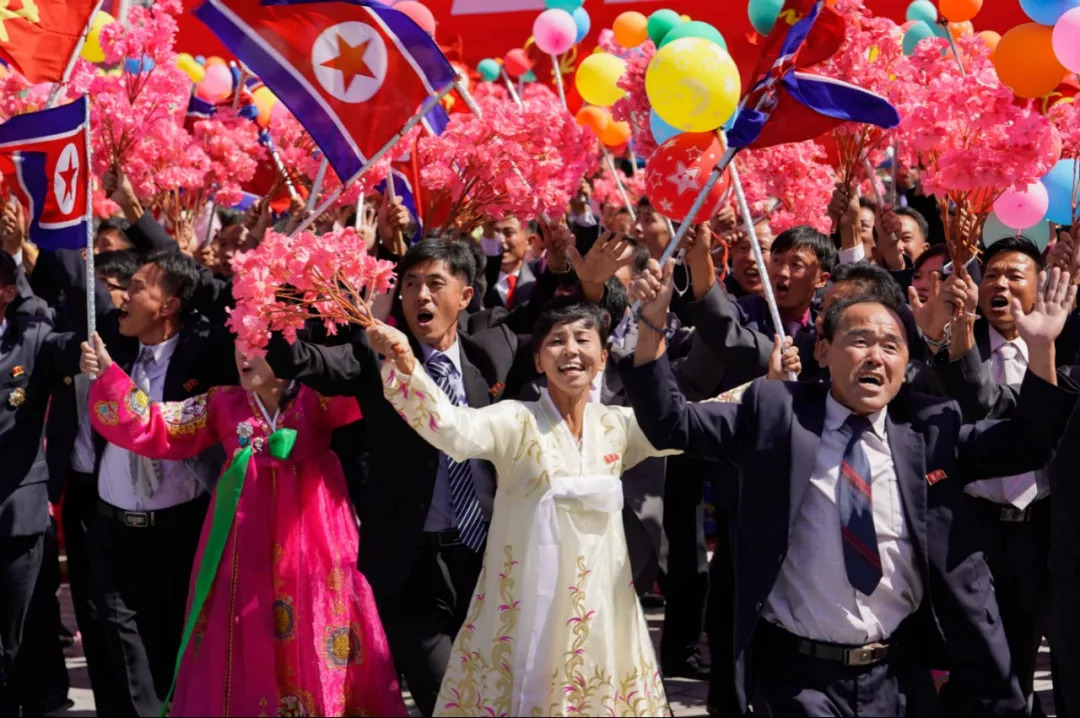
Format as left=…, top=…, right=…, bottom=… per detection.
left=623, top=257, right=1080, bottom=716
left=89, top=251, right=236, bottom=716
left=0, top=251, right=83, bottom=715
left=481, top=216, right=539, bottom=311
left=265, top=238, right=522, bottom=717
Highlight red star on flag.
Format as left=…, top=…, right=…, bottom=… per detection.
left=58, top=161, right=77, bottom=204
left=320, top=34, right=376, bottom=87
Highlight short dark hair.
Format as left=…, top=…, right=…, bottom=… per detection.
left=982, top=236, right=1044, bottom=272
left=894, top=207, right=929, bottom=243
left=95, top=250, right=140, bottom=283
left=859, top=197, right=877, bottom=213
left=96, top=216, right=130, bottom=235
left=637, top=196, right=652, bottom=210
left=141, top=251, right=201, bottom=314
left=615, top=206, right=633, bottom=217
left=912, top=243, right=948, bottom=273
left=0, top=251, right=16, bottom=288
left=399, top=238, right=479, bottom=288
left=821, top=294, right=907, bottom=343
left=216, top=208, right=243, bottom=229
left=829, top=262, right=906, bottom=307
left=771, top=225, right=838, bottom=275
left=531, top=298, right=611, bottom=351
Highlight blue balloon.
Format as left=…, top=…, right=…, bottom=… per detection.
left=545, top=0, right=583, bottom=10
left=1019, top=0, right=1080, bottom=26
left=477, top=58, right=500, bottom=82
left=572, top=6, right=590, bottom=44
left=123, top=55, right=154, bottom=74
left=902, top=21, right=935, bottom=56
left=650, top=109, right=681, bottom=145
left=906, top=0, right=938, bottom=24
left=748, top=0, right=784, bottom=36
left=1043, top=158, right=1078, bottom=225
left=194, top=55, right=206, bottom=66
left=723, top=107, right=741, bottom=132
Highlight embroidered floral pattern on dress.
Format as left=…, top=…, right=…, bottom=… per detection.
left=124, top=386, right=150, bottom=420
left=273, top=598, right=295, bottom=641
left=161, top=394, right=209, bottom=436
left=94, top=400, right=120, bottom=426
left=325, top=626, right=363, bottom=667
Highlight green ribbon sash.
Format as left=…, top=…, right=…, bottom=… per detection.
left=160, top=427, right=297, bottom=716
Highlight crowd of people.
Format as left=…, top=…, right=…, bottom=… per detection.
left=1, top=156, right=1080, bottom=718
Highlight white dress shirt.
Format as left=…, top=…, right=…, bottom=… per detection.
left=98, top=335, right=206, bottom=511
left=0, top=318, right=7, bottom=341
left=763, top=394, right=923, bottom=645
left=964, top=327, right=1046, bottom=508
left=495, top=267, right=522, bottom=306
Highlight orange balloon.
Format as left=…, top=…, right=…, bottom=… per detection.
left=949, top=21, right=973, bottom=38
left=994, top=23, right=1067, bottom=99
left=575, top=106, right=611, bottom=134
left=612, top=11, right=648, bottom=48
left=204, top=55, right=226, bottom=67
left=599, top=120, right=631, bottom=147
left=940, top=0, right=982, bottom=22
left=976, top=30, right=1001, bottom=51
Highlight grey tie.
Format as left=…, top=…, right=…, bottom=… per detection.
left=129, top=348, right=163, bottom=501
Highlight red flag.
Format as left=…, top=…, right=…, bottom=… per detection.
left=0, top=0, right=100, bottom=83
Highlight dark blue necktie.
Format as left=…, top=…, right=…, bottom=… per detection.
left=426, top=354, right=486, bottom=552
left=838, top=415, right=882, bottom=596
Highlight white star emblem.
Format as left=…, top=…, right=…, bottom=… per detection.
left=667, top=162, right=700, bottom=195
left=658, top=198, right=674, bottom=213
left=310, top=22, right=388, bottom=104
left=684, top=146, right=703, bottom=162
left=53, top=143, right=79, bottom=215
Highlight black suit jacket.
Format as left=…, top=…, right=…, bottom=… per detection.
left=264, top=322, right=520, bottom=602
left=624, top=355, right=1078, bottom=714
left=482, top=258, right=538, bottom=311
left=0, top=316, right=81, bottom=536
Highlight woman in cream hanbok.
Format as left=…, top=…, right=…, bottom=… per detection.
left=366, top=299, right=679, bottom=718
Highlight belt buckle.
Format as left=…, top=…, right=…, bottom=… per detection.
left=123, top=511, right=150, bottom=528
left=1000, top=506, right=1028, bottom=523
left=439, top=531, right=460, bottom=548
left=845, top=644, right=883, bottom=667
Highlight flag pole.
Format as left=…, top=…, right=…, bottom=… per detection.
left=231, top=66, right=247, bottom=110
left=728, top=158, right=795, bottom=380
left=862, top=155, right=901, bottom=247
left=602, top=147, right=636, bottom=222
left=264, top=132, right=300, bottom=202
left=290, top=83, right=456, bottom=237
left=46, top=0, right=104, bottom=109
left=611, top=147, right=737, bottom=343
left=82, top=96, right=96, bottom=362
left=307, top=157, right=328, bottom=212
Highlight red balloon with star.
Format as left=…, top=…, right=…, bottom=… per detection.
left=644, top=133, right=732, bottom=224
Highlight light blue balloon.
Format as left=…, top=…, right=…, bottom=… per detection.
left=902, top=21, right=935, bottom=56
left=748, top=0, right=784, bottom=36
left=1043, top=158, right=1079, bottom=225
left=545, top=0, right=584, bottom=11
left=572, top=7, right=590, bottom=44
left=906, top=0, right=938, bottom=25
left=194, top=55, right=206, bottom=66
left=723, top=107, right=741, bottom=132
left=1019, top=0, right=1080, bottom=26
left=983, top=211, right=1052, bottom=251
left=650, top=109, right=681, bottom=144
left=477, top=58, right=500, bottom=82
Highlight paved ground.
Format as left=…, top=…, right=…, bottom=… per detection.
left=58, top=584, right=1055, bottom=717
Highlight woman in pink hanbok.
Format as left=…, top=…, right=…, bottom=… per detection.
left=80, top=334, right=405, bottom=717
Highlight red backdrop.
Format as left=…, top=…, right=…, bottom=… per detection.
left=177, top=0, right=1030, bottom=86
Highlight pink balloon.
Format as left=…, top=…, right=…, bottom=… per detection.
left=196, top=62, right=232, bottom=101
left=1053, top=7, right=1080, bottom=73
left=994, top=181, right=1050, bottom=230
left=394, top=1, right=436, bottom=37
left=533, top=9, right=578, bottom=55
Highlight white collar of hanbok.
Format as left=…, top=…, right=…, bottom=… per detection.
left=252, top=381, right=296, bottom=432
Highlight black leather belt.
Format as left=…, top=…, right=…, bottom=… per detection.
left=96, top=500, right=190, bottom=529
left=759, top=621, right=896, bottom=667
left=423, top=529, right=462, bottom=549
left=1000, top=505, right=1033, bottom=523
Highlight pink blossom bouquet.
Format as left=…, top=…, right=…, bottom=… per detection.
left=738, top=141, right=837, bottom=233
left=896, top=35, right=1058, bottom=266
left=228, top=226, right=398, bottom=355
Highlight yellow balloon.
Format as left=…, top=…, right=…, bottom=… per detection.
left=176, top=55, right=205, bottom=83
left=646, top=37, right=740, bottom=133
left=680, top=14, right=692, bottom=22
left=80, top=10, right=115, bottom=64
left=575, top=52, right=626, bottom=107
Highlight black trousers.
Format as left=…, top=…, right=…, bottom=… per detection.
left=63, top=472, right=121, bottom=714
left=973, top=498, right=1050, bottom=713
left=19, top=519, right=70, bottom=714
left=88, top=496, right=208, bottom=717
left=379, top=538, right=483, bottom=718
left=659, top=455, right=710, bottom=666
left=0, top=532, right=44, bottom=716
left=751, top=623, right=938, bottom=717
left=706, top=502, right=739, bottom=715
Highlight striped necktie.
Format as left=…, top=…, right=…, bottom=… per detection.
left=426, top=354, right=487, bottom=552
left=838, top=414, right=882, bottom=596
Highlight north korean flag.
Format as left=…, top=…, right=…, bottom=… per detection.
left=0, top=97, right=89, bottom=251
left=195, top=0, right=459, bottom=185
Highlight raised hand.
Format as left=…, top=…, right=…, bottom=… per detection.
left=767, top=334, right=801, bottom=380
left=0, top=199, right=25, bottom=256
left=631, top=257, right=675, bottom=328
left=365, top=320, right=415, bottom=373
left=538, top=218, right=574, bottom=273
left=80, top=333, right=114, bottom=377
left=567, top=231, right=636, bottom=288
left=1013, top=267, right=1079, bottom=349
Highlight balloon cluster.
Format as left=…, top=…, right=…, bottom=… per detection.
left=900, top=0, right=985, bottom=56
